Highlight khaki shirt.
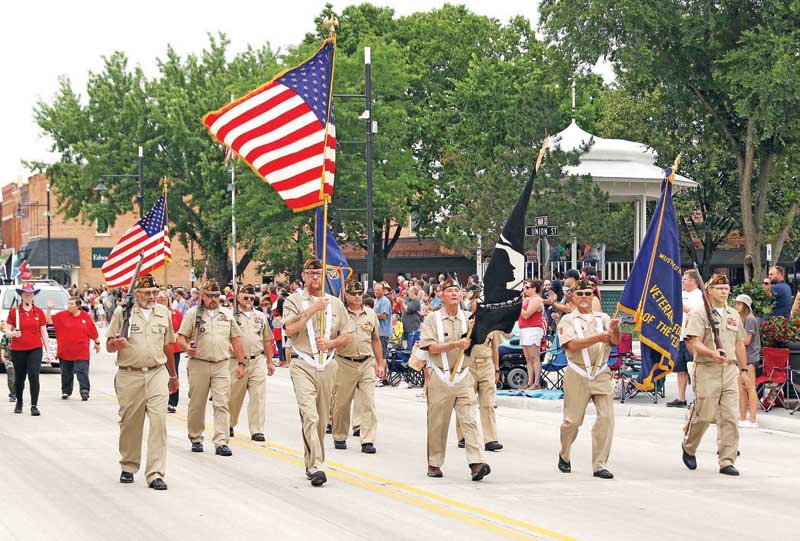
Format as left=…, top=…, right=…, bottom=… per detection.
left=283, top=290, right=348, bottom=356
left=235, top=309, right=271, bottom=357
left=419, top=308, right=472, bottom=370
left=557, top=310, right=612, bottom=374
left=337, top=306, right=380, bottom=359
left=107, top=304, right=175, bottom=368
left=685, top=305, right=745, bottom=364
left=178, top=306, right=242, bottom=362
left=467, top=330, right=499, bottom=361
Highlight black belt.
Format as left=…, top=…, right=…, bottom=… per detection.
left=339, top=355, right=370, bottom=363
left=245, top=355, right=261, bottom=360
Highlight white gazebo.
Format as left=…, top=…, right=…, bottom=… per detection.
left=549, top=120, right=698, bottom=281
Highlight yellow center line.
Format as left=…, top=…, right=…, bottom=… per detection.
left=102, top=393, right=574, bottom=541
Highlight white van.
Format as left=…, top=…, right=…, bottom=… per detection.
left=0, top=280, right=70, bottom=369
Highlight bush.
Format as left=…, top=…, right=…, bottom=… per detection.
left=731, top=281, right=775, bottom=318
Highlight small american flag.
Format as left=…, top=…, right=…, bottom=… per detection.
left=203, top=40, right=336, bottom=212
left=101, top=192, right=171, bottom=288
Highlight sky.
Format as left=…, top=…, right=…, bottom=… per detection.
left=0, top=0, right=547, bottom=186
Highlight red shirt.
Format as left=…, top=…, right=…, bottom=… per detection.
left=7, top=306, right=47, bottom=351
left=519, top=298, right=544, bottom=329
left=170, top=309, right=183, bottom=353
left=51, top=310, right=99, bottom=360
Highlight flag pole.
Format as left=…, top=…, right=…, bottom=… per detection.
left=227, top=94, right=239, bottom=312
left=160, top=177, right=170, bottom=287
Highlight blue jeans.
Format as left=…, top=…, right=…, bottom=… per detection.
left=403, top=330, right=420, bottom=351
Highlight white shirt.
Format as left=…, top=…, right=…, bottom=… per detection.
left=681, top=288, right=705, bottom=339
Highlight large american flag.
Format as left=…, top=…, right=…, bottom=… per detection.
left=203, top=40, right=336, bottom=212
left=101, top=192, right=172, bottom=288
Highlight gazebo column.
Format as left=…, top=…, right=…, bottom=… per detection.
left=633, top=199, right=641, bottom=258
left=640, top=193, right=648, bottom=247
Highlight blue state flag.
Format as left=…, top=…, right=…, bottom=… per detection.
left=617, top=160, right=683, bottom=391
left=314, top=207, right=353, bottom=297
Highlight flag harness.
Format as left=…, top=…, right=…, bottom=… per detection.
left=293, top=294, right=334, bottom=371
left=568, top=314, right=608, bottom=380
left=430, top=308, right=470, bottom=386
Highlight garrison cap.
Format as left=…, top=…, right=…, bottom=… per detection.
left=240, top=284, right=256, bottom=295
left=707, top=273, right=729, bottom=287
left=201, top=279, right=220, bottom=292
left=134, top=274, right=158, bottom=289
left=574, top=278, right=594, bottom=291
left=441, top=277, right=460, bottom=291
left=303, top=258, right=323, bottom=270
left=345, top=280, right=364, bottom=295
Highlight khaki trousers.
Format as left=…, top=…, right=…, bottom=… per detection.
left=351, top=389, right=366, bottom=430
left=456, top=358, right=497, bottom=444
left=115, top=365, right=169, bottom=483
left=427, top=369, right=483, bottom=467
left=290, top=359, right=337, bottom=474
left=559, top=367, right=615, bottom=471
left=332, top=357, right=377, bottom=443
left=228, top=355, right=267, bottom=435
left=683, top=363, right=740, bottom=467
left=187, top=358, right=231, bottom=447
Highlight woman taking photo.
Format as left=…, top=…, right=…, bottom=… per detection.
left=46, top=296, right=100, bottom=401
left=519, top=279, right=545, bottom=390
left=735, top=294, right=760, bottom=428
left=5, top=282, right=53, bottom=416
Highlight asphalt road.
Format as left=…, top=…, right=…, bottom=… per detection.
left=1, top=346, right=797, bottom=541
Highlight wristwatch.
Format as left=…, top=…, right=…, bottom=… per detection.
left=740, top=368, right=748, bottom=373
left=238, top=360, right=246, bottom=367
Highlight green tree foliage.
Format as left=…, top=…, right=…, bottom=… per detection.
left=541, top=0, right=800, bottom=279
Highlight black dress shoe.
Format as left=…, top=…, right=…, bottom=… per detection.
left=558, top=455, right=571, bottom=473
left=666, top=399, right=687, bottom=408
left=167, top=405, right=176, bottom=413
left=682, top=445, right=697, bottom=470
left=30, top=405, right=40, bottom=416
left=191, top=442, right=204, bottom=453
left=149, top=478, right=168, bottom=490
left=14, top=402, right=22, bottom=414
left=334, top=440, right=347, bottom=450
left=326, top=423, right=332, bottom=434
left=251, top=433, right=266, bottom=442
left=485, top=441, right=503, bottom=452
left=215, top=444, right=232, bottom=456
left=593, top=469, right=614, bottom=479
left=427, top=466, right=443, bottom=478
left=352, top=427, right=360, bottom=437
left=309, top=471, right=327, bottom=487
left=457, top=439, right=465, bottom=448
left=120, top=471, right=134, bottom=484
left=361, top=443, right=376, bottom=454
left=80, top=390, right=90, bottom=401
left=61, top=393, right=69, bottom=400
left=719, top=465, right=740, bottom=476
left=469, top=463, right=491, bottom=481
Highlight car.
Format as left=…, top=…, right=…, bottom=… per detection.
left=0, top=280, right=69, bottom=370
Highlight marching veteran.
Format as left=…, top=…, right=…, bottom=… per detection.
left=106, top=274, right=179, bottom=490
left=283, top=258, right=352, bottom=487
left=418, top=278, right=491, bottom=481
left=682, top=273, right=747, bottom=476
left=331, top=280, right=386, bottom=454
left=557, top=278, right=620, bottom=479
left=177, top=280, right=246, bottom=457
left=229, top=284, right=275, bottom=442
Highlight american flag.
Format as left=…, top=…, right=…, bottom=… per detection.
left=101, top=192, right=172, bottom=288
left=203, top=40, right=336, bottom=212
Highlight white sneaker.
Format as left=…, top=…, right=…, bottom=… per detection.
left=749, top=421, right=759, bottom=428
left=737, top=420, right=751, bottom=428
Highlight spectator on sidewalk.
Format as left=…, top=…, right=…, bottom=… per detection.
left=401, top=287, right=423, bottom=350
left=767, top=266, right=792, bottom=318
left=667, top=269, right=704, bottom=408
left=735, top=295, right=760, bottom=428
left=374, top=282, right=392, bottom=360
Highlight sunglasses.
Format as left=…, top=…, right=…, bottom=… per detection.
left=204, top=293, right=221, bottom=299
left=762, top=281, right=770, bottom=285
left=241, top=295, right=255, bottom=301
left=574, top=291, right=593, bottom=297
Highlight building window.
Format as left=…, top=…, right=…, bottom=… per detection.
left=96, top=216, right=110, bottom=236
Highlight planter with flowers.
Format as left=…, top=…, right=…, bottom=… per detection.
left=759, top=315, right=800, bottom=348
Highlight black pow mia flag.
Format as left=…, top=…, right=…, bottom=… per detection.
left=470, top=164, right=537, bottom=348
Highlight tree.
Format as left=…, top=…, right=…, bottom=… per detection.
left=541, top=0, right=800, bottom=278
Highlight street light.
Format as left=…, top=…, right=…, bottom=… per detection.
left=16, top=184, right=51, bottom=279
left=94, top=145, right=145, bottom=218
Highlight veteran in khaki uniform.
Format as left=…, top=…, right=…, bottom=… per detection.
left=682, top=273, right=748, bottom=476
left=176, top=280, right=246, bottom=457
left=557, top=278, right=620, bottom=479
left=419, top=278, right=490, bottom=481
left=456, top=329, right=503, bottom=452
left=283, top=258, right=352, bottom=487
left=229, top=285, right=275, bottom=442
left=106, top=274, right=179, bottom=491
left=331, top=281, right=386, bottom=454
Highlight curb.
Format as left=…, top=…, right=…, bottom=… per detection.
left=494, top=395, right=800, bottom=435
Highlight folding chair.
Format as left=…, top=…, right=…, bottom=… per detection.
left=756, top=346, right=789, bottom=412
left=618, top=335, right=665, bottom=404
left=789, top=352, right=800, bottom=415
left=540, top=337, right=567, bottom=390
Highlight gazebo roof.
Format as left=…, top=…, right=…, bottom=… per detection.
left=552, top=120, right=698, bottom=201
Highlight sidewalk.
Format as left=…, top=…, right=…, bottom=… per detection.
left=495, top=372, right=800, bottom=435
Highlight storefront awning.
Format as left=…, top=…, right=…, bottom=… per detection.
left=20, top=238, right=80, bottom=268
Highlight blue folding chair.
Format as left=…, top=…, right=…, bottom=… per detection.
left=541, top=336, right=568, bottom=390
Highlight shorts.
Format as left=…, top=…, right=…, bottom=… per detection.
left=674, top=340, right=693, bottom=372
left=520, top=327, right=544, bottom=347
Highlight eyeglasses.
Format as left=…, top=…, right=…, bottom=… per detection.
left=204, top=293, right=221, bottom=299
left=574, top=291, right=593, bottom=297
left=305, top=271, right=323, bottom=277
left=241, top=295, right=255, bottom=301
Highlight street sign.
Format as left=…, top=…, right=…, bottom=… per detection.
left=535, top=216, right=548, bottom=226
left=766, top=243, right=773, bottom=262
left=525, top=225, right=559, bottom=237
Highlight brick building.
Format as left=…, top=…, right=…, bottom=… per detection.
left=1, top=173, right=259, bottom=288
